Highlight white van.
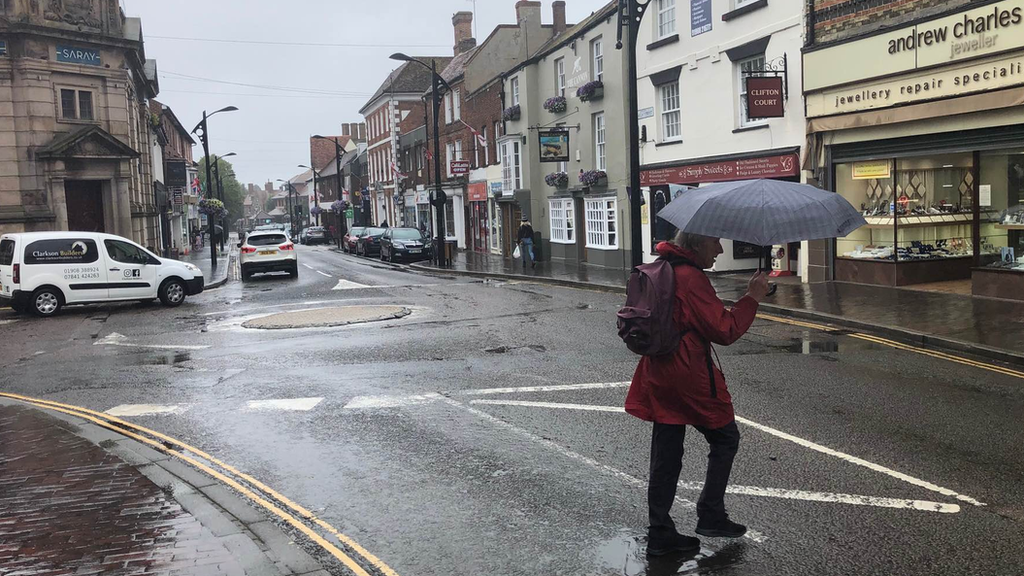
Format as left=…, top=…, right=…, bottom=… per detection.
left=0, top=232, right=205, bottom=317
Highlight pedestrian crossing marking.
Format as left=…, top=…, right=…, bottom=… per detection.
left=246, top=397, right=323, bottom=411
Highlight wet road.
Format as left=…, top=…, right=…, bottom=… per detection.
left=2, top=244, right=1023, bottom=576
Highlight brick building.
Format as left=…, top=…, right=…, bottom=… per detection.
left=0, top=1, right=161, bottom=247
left=359, top=56, right=451, bottom=227
left=803, top=0, right=1024, bottom=299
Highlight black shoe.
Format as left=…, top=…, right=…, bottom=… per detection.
left=646, top=532, right=701, bottom=557
left=695, top=516, right=746, bottom=538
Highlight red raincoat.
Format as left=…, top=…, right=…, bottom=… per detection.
left=624, top=242, right=759, bottom=429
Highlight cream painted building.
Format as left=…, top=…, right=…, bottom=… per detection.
left=0, top=1, right=161, bottom=248
left=635, top=0, right=807, bottom=276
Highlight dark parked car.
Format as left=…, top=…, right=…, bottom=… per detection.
left=380, top=227, right=431, bottom=262
left=355, top=227, right=386, bottom=257
left=343, top=226, right=365, bottom=253
left=304, top=226, right=327, bottom=245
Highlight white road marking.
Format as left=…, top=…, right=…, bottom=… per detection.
left=106, top=404, right=186, bottom=417
left=246, top=397, right=323, bottom=411
left=467, top=399, right=985, bottom=507
left=733, top=415, right=987, bottom=507
left=316, top=270, right=332, bottom=278
left=442, top=397, right=766, bottom=543
left=331, top=279, right=373, bottom=290
left=677, top=482, right=960, bottom=514
left=303, top=263, right=316, bottom=270
left=94, top=332, right=210, bottom=350
left=461, top=381, right=631, bottom=396
left=344, top=393, right=444, bottom=409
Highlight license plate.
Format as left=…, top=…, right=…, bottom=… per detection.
left=408, top=249, right=422, bottom=254
left=260, top=250, right=278, bottom=256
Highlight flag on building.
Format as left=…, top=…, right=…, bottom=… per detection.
left=460, top=120, right=487, bottom=147
left=390, top=161, right=408, bottom=181
left=191, top=177, right=202, bottom=198
left=425, top=148, right=433, bottom=161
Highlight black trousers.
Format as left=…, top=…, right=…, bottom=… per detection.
left=648, top=420, right=740, bottom=537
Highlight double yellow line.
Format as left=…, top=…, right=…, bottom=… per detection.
left=756, top=312, right=1024, bottom=380
left=0, top=391, right=400, bottom=576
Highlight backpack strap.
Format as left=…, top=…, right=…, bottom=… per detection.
left=661, top=254, right=719, bottom=398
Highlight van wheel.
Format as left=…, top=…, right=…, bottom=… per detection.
left=31, top=287, right=63, bottom=317
left=159, top=278, right=187, bottom=307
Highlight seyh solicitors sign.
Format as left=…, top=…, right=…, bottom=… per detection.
left=804, top=0, right=1024, bottom=116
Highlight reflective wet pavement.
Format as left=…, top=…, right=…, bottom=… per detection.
left=419, top=250, right=1024, bottom=357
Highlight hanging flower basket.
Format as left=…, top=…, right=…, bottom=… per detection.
left=330, top=200, right=346, bottom=214
left=543, top=96, right=567, bottom=114
left=199, top=198, right=226, bottom=218
left=310, top=205, right=323, bottom=217
left=502, top=104, right=521, bottom=121
left=545, top=172, right=569, bottom=188
left=576, top=80, right=604, bottom=102
left=579, top=170, right=608, bottom=188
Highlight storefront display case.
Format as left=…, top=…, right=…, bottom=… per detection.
left=972, top=150, right=1024, bottom=300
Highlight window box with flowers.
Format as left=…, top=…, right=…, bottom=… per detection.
left=576, top=80, right=604, bottom=103
left=502, top=104, right=521, bottom=121
left=579, top=170, right=607, bottom=188
left=545, top=171, right=568, bottom=189
left=543, top=96, right=567, bottom=114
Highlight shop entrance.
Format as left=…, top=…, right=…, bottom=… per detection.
left=66, top=180, right=105, bottom=232
left=574, top=198, right=587, bottom=263
left=500, top=203, right=522, bottom=258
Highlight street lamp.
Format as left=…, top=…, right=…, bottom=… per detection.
left=276, top=179, right=299, bottom=238
left=390, top=53, right=451, bottom=266
left=312, top=136, right=348, bottom=242
left=213, top=152, right=236, bottom=252
left=297, top=164, right=322, bottom=227
left=615, top=1, right=647, bottom=268
left=191, top=105, right=238, bottom=268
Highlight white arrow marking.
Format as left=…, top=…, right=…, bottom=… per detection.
left=332, top=279, right=372, bottom=290
left=94, top=332, right=210, bottom=350
left=317, top=270, right=332, bottom=278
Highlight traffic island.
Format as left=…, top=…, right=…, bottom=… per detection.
left=242, top=305, right=411, bottom=330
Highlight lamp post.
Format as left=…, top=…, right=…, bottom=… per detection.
left=312, top=136, right=348, bottom=243
left=616, top=0, right=647, bottom=268
left=213, top=152, right=236, bottom=252
left=390, top=53, right=450, bottom=266
left=297, top=164, right=322, bottom=227
left=190, top=106, right=238, bottom=268
left=276, top=179, right=299, bottom=238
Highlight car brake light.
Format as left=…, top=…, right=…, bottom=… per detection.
left=280, top=243, right=294, bottom=251
left=12, top=263, right=19, bottom=284
left=241, top=247, right=257, bottom=254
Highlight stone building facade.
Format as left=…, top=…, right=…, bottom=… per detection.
left=0, top=0, right=160, bottom=247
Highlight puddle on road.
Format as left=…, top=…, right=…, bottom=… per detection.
left=141, top=352, right=192, bottom=365
left=591, top=532, right=747, bottom=575
left=484, top=344, right=547, bottom=354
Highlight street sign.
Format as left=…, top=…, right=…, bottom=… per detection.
left=345, top=208, right=354, bottom=218
left=450, top=160, right=470, bottom=176
left=173, top=188, right=183, bottom=206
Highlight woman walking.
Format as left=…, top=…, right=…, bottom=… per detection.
left=517, top=216, right=535, bottom=269
left=625, top=231, right=769, bottom=556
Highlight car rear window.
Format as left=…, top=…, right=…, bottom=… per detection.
left=24, top=239, right=99, bottom=265
left=0, top=239, right=15, bottom=266
left=363, top=228, right=385, bottom=236
left=309, top=227, right=324, bottom=232
left=349, top=227, right=365, bottom=236
left=392, top=229, right=423, bottom=240
left=248, top=234, right=287, bottom=246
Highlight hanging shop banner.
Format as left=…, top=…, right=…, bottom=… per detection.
left=538, top=130, right=570, bottom=163
left=173, top=188, right=183, bottom=206
left=852, top=160, right=892, bottom=180
left=746, top=77, right=785, bottom=118
left=640, top=153, right=799, bottom=186
left=450, top=160, right=470, bottom=175
left=691, top=0, right=713, bottom=37
left=56, top=45, right=101, bottom=66
left=468, top=182, right=488, bottom=202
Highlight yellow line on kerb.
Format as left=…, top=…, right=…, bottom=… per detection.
left=0, top=391, right=400, bottom=576
left=755, top=313, right=1024, bottom=381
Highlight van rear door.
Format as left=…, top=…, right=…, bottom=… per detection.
left=0, top=236, right=17, bottom=298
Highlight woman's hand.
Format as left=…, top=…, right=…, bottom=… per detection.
left=746, top=270, right=770, bottom=302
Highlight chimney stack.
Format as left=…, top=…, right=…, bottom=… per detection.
left=552, top=1, right=566, bottom=35
left=453, top=11, right=476, bottom=56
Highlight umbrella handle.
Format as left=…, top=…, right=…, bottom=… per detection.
left=759, top=246, right=778, bottom=297
left=767, top=283, right=778, bottom=297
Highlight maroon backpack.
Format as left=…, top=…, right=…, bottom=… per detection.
left=617, top=256, right=695, bottom=357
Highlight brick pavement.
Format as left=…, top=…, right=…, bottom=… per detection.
left=0, top=405, right=245, bottom=576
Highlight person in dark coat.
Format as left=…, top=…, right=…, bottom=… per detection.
left=625, top=231, right=769, bottom=556
left=517, top=217, right=535, bottom=268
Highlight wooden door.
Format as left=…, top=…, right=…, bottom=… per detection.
left=66, top=180, right=105, bottom=232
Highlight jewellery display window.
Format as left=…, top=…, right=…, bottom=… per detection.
left=978, top=149, right=1024, bottom=273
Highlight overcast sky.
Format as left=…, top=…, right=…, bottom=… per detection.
left=124, top=0, right=612, bottom=188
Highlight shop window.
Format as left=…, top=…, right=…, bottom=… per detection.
left=501, top=140, right=521, bottom=192
left=549, top=198, right=575, bottom=244
left=585, top=197, right=617, bottom=249
left=592, top=37, right=604, bottom=82
left=445, top=197, right=456, bottom=239
left=980, top=149, right=1024, bottom=272
left=657, top=0, right=676, bottom=39
left=737, top=55, right=766, bottom=127
left=59, top=88, right=94, bottom=121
